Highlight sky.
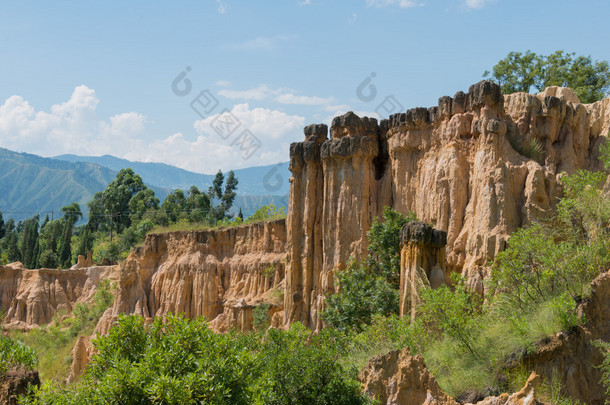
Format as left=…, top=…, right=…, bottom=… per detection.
left=0, top=0, right=609, bottom=174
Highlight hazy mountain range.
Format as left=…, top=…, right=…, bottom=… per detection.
left=0, top=147, right=290, bottom=222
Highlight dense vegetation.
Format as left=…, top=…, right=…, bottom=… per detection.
left=20, top=315, right=373, bottom=405
left=484, top=50, right=610, bottom=103
left=0, top=168, right=248, bottom=268
left=8, top=279, right=115, bottom=381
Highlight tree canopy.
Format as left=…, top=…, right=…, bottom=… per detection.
left=483, top=50, right=610, bottom=103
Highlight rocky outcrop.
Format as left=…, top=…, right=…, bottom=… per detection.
left=96, top=219, right=287, bottom=335
left=360, top=348, right=458, bottom=405
left=0, top=263, right=119, bottom=329
left=0, top=369, right=40, bottom=405
left=359, top=348, right=544, bottom=405
left=516, top=270, right=610, bottom=404
left=399, top=222, right=449, bottom=320
left=285, top=81, right=610, bottom=329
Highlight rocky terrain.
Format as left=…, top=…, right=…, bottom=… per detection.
left=285, top=81, right=610, bottom=330
left=1, top=81, right=610, bottom=403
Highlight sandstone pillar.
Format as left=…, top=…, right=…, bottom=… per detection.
left=399, top=221, right=448, bottom=321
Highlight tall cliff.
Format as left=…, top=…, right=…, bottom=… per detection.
left=285, top=81, right=610, bottom=330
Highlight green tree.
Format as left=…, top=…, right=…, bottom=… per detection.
left=128, top=188, right=160, bottom=221
left=484, top=50, right=610, bottom=103
left=367, top=207, right=417, bottom=288
left=76, top=226, right=93, bottom=257
left=0, top=210, right=5, bottom=239
left=184, top=186, right=211, bottom=222
left=161, top=189, right=186, bottom=223
left=323, top=207, right=416, bottom=331
left=20, top=215, right=40, bottom=269
left=4, top=219, right=21, bottom=263
left=323, top=260, right=399, bottom=332
left=58, top=203, right=82, bottom=268
left=88, top=168, right=149, bottom=234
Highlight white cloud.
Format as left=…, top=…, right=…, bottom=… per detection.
left=219, top=84, right=335, bottom=106
left=366, top=0, right=421, bottom=8
left=299, top=0, right=311, bottom=5
left=215, top=80, right=231, bottom=87
left=0, top=86, right=145, bottom=157
left=464, top=0, right=496, bottom=8
left=0, top=87, right=305, bottom=173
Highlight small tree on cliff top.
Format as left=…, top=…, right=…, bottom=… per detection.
left=484, top=50, right=610, bottom=103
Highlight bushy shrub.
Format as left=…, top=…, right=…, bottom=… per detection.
left=23, top=315, right=372, bottom=405
left=0, top=335, right=37, bottom=374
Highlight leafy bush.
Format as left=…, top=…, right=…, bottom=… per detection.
left=246, top=204, right=286, bottom=223
left=323, top=207, right=415, bottom=331
left=0, top=335, right=37, bottom=374
left=324, top=260, right=399, bottom=332
left=23, top=315, right=372, bottom=405
left=252, top=303, right=271, bottom=331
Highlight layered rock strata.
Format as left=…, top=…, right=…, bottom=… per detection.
left=285, top=81, right=609, bottom=329
left=399, top=221, right=449, bottom=320
left=96, top=219, right=287, bottom=335
left=0, top=262, right=119, bottom=329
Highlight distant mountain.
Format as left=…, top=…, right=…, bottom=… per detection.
left=54, top=154, right=291, bottom=196
left=0, top=148, right=117, bottom=222
left=0, top=148, right=289, bottom=222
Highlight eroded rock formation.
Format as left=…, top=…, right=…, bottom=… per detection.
left=399, top=221, right=449, bottom=320
left=514, top=270, right=610, bottom=404
left=0, top=369, right=40, bottom=405
left=0, top=262, right=119, bottom=329
left=96, top=219, right=287, bottom=335
left=359, top=348, right=544, bottom=405
left=285, top=81, right=609, bottom=329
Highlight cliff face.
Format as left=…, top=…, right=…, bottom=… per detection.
left=0, top=262, right=119, bottom=328
left=285, top=81, right=609, bottom=329
left=96, top=219, right=287, bottom=334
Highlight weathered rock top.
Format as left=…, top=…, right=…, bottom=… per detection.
left=400, top=221, right=447, bottom=248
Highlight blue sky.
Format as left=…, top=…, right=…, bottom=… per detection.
left=0, top=0, right=608, bottom=173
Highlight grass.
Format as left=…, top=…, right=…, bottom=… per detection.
left=342, top=295, right=580, bottom=399
left=8, top=279, right=115, bottom=381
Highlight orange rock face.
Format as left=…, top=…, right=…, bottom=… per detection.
left=0, top=262, right=119, bottom=329
left=95, top=219, right=287, bottom=335
left=284, top=81, right=609, bottom=329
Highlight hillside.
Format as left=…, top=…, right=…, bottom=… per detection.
left=0, top=148, right=117, bottom=222
left=0, top=149, right=289, bottom=222
left=54, top=154, right=291, bottom=196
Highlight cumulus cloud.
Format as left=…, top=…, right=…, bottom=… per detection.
left=0, top=87, right=305, bottom=173
left=218, top=84, right=335, bottom=106
left=0, top=85, right=145, bottom=157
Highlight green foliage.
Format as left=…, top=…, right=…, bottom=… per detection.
left=20, top=216, right=40, bottom=269
left=246, top=204, right=286, bottom=223
left=24, top=315, right=372, bottom=405
left=255, top=324, right=372, bottom=405
left=418, top=276, right=482, bottom=356
left=324, top=260, right=399, bottom=332
left=11, top=279, right=115, bottom=381
left=324, top=208, right=415, bottom=331
left=0, top=335, right=37, bottom=375
left=484, top=50, right=610, bottom=103
left=506, top=127, right=544, bottom=163
left=252, top=303, right=271, bottom=332
left=367, top=207, right=417, bottom=287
